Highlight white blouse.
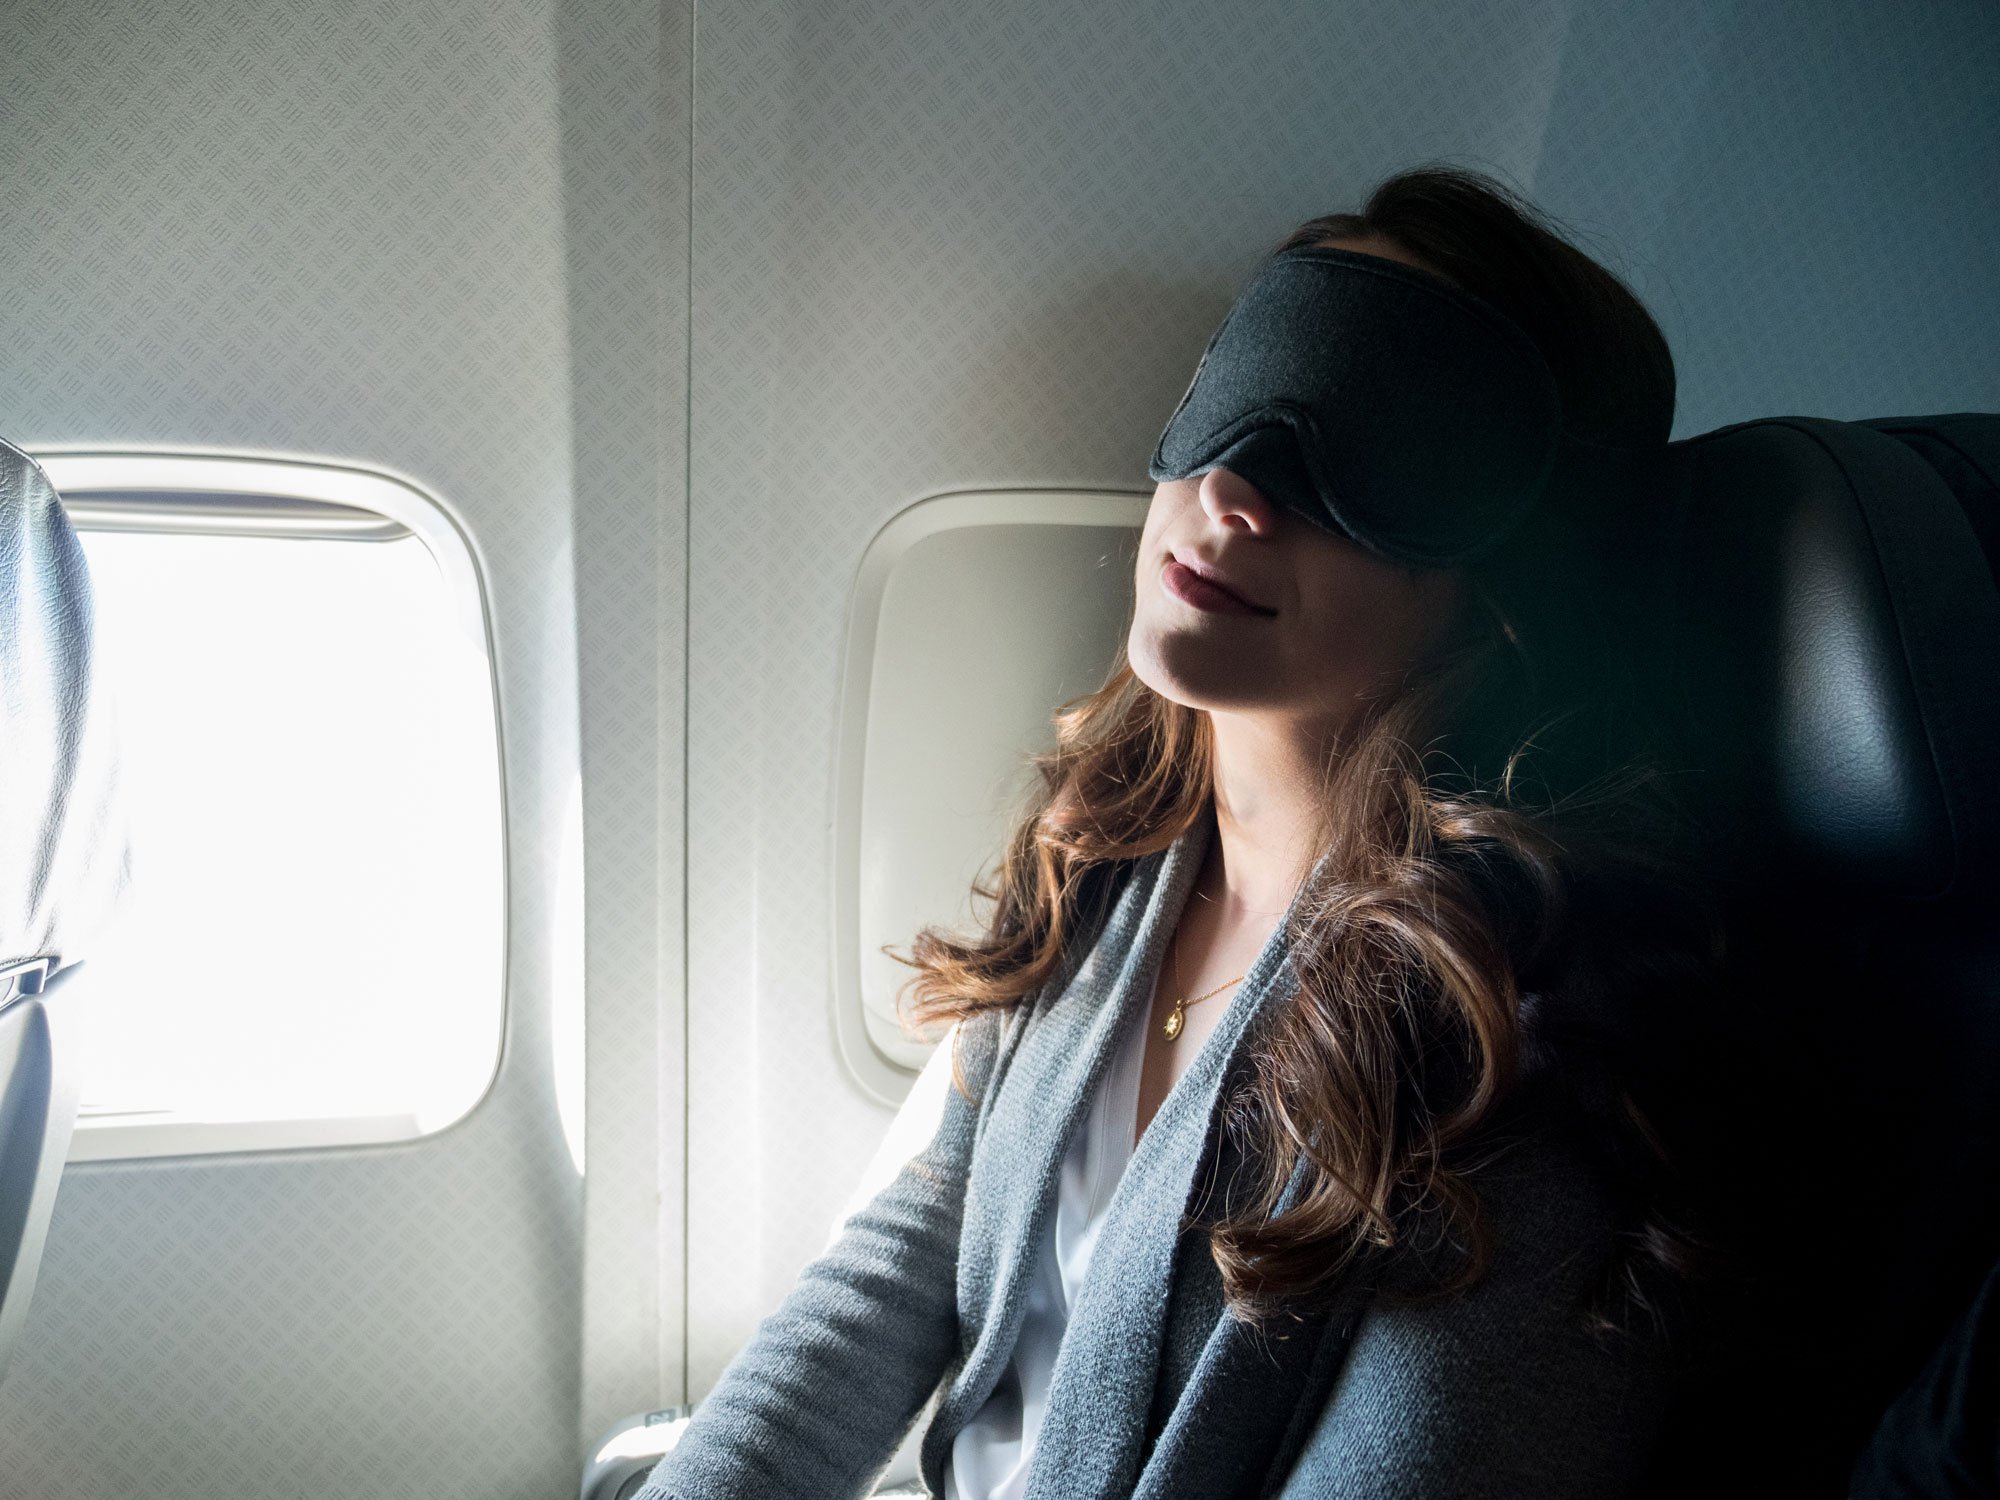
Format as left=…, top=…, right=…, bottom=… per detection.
left=942, top=982, right=1152, bottom=1500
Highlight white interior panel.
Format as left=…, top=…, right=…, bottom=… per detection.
left=837, top=492, right=1146, bottom=1099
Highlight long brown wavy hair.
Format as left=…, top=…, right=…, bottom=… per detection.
left=897, top=163, right=1727, bottom=1336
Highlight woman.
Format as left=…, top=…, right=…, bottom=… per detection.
left=637, top=164, right=1726, bottom=1500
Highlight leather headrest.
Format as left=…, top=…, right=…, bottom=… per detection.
left=1654, top=414, right=2000, bottom=907
left=1857, top=413, right=2000, bottom=578
left=0, top=438, right=125, bottom=995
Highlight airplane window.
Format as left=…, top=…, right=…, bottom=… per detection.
left=36, top=452, right=504, bottom=1160
left=833, top=490, right=1145, bottom=1104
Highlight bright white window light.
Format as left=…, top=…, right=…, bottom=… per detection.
left=35, top=451, right=504, bottom=1160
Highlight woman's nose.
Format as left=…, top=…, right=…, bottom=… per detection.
left=1196, top=467, right=1279, bottom=535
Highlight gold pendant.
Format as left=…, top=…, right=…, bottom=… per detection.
left=1162, top=1001, right=1185, bottom=1042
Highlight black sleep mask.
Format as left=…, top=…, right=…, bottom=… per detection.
left=1149, top=244, right=1626, bottom=569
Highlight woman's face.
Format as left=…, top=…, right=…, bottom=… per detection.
left=1126, top=467, right=1468, bottom=734
left=1128, top=233, right=1472, bottom=738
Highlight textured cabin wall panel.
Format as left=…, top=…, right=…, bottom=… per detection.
left=1528, top=0, right=2000, bottom=432
left=1645, top=0, right=2000, bottom=429
left=0, top=0, right=693, bottom=1493
left=682, top=0, right=2000, bottom=1392
left=561, top=0, right=693, bottom=1447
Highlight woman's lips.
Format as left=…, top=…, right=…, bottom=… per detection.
left=1162, top=558, right=1276, bottom=618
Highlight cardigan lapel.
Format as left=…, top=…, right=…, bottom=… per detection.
left=1131, top=1223, right=1378, bottom=1500
left=1018, top=832, right=1311, bottom=1500
left=919, top=819, right=1212, bottom=1491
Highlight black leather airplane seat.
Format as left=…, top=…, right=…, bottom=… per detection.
left=1625, top=412, right=2000, bottom=1495
left=0, top=437, right=126, bottom=1388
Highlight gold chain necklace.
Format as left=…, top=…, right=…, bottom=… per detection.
left=1160, top=935, right=1246, bottom=1042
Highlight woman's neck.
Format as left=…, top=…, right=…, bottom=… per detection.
left=1204, top=710, right=1336, bottom=918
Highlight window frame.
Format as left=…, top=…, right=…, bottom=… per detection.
left=830, top=487, right=1148, bottom=1108
left=31, top=446, right=509, bottom=1163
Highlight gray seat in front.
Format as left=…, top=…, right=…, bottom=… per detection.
left=0, top=436, right=126, bottom=1388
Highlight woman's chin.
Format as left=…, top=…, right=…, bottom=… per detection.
left=1128, top=637, right=1278, bottom=717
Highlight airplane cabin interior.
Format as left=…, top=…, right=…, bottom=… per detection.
left=1, top=2, right=1997, bottom=1497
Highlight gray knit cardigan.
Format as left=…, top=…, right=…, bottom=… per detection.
left=636, top=817, right=1667, bottom=1499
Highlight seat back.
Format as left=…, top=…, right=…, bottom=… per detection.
left=1634, top=412, right=2000, bottom=1492
left=0, top=437, right=125, bottom=1387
